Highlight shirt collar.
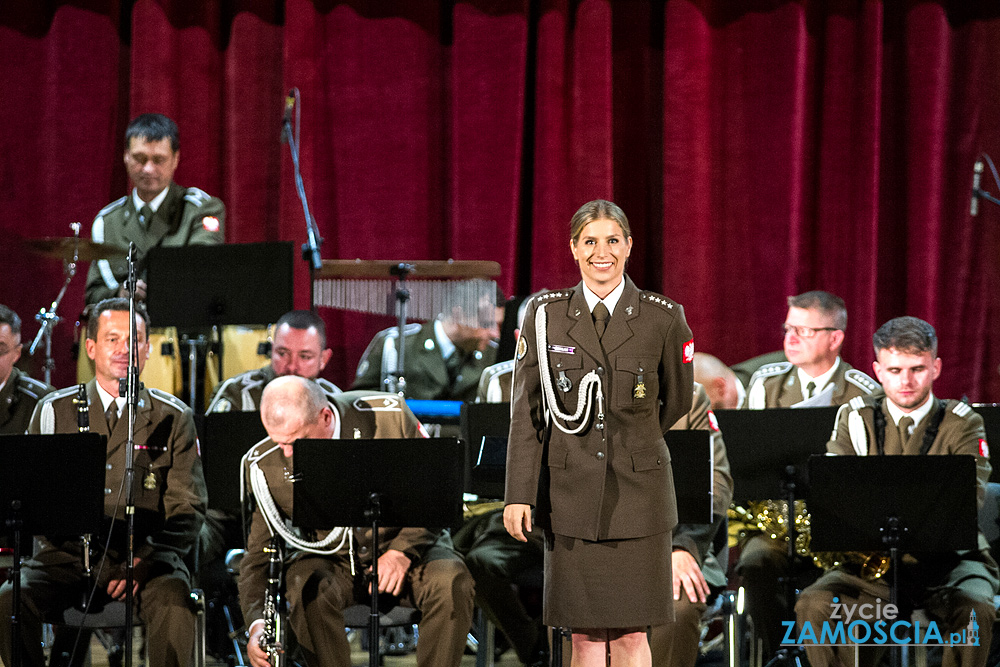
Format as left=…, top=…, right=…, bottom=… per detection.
left=796, top=357, right=841, bottom=399
left=94, top=380, right=126, bottom=414
left=581, top=277, right=626, bottom=317
left=434, top=319, right=457, bottom=360
left=885, top=392, right=936, bottom=429
left=132, top=186, right=170, bottom=216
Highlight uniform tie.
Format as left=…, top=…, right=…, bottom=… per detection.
left=805, top=381, right=816, bottom=399
left=592, top=302, right=610, bottom=339
left=138, top=204, right=153, bottom=226
left=446, top=350, right=465, bottom=383
left=105, top=402, right=119, bottom=433
left=897, top=416, right=914, bottom=449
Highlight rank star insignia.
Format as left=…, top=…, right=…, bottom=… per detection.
left=143, top=472, right=157, bottom=490
left=625, top=306, right=633, bottom=316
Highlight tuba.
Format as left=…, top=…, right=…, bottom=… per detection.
left=259, top=537, right=286, bottom=667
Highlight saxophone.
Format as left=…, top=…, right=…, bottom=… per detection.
left=259, top=537, right=286, bottom=667
left=74, top=384, right=95, bottom=610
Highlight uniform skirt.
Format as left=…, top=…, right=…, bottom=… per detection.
left=542, top=529, right=673, bottom=628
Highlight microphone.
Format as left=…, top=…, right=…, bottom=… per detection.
left=280, top=93, right=295, bottom=143
left=971, top=160, right=983, bottom=217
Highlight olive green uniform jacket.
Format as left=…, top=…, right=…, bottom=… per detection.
left=206, top=364, right=341, bottom=413
left=746, top=358, right=879, bottom=409
left=0, top=367, right=54, bottom=435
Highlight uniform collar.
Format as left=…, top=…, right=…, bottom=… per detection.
left=796, top=357, right=840, bottom=399
left=885, top=392, right=936, bottom=429
left=581, top=277, right=626, bottom=317
left=132, top=186, right=170, bottom=215
left=95, top=379, right=126, bottom=414
left=734, top=377, right=746, bottom=409
left=433, top=319, right=456, bottom=360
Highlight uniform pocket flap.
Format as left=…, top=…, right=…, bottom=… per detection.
left=631, top=446, right=668, bottom=472
left=550, top=353, right=582, bottom=370
left=616, top=356, right=656, bottom=376
left=547, top=443, right=568, bottom=469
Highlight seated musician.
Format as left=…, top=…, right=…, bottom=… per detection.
left=0, top=298, right=207, bottom=667
left=796, top=316, right=998, bottom=667
left=0, top=304, right=54, bottom=435
left=737, top=290, right=879, bottom=659
left=206, top=309, right=341, bottom=412
left=240, top=376, right=474, bottom=667
left=352, top=287, right=505, bottom=401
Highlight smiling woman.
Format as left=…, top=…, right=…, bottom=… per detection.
left=503, top=199, right=694, bottom=667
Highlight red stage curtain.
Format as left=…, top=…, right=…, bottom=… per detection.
left=2, top=0, right=1000, bottom=399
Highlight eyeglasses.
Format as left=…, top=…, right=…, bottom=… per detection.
left=782, top=324, right=839, bottom=339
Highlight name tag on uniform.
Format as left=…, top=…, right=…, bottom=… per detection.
left=547, top=345, right=576, bottom=355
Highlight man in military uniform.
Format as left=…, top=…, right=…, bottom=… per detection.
left=796, top=316, right=998, bottom=667
left=738, top=290, right=879, bottom=658
left=85, top=113, right=224, bottom=305
left=649, top=383, right=734, bottom=666
left=0, top=304, right=54, bottom=435
left=0, top=298, right=207, bottom=667
left=352, top=289, right=504, bottom=401
left=206, top=310, right=341, bottom=412
left=693, top=351, right=746, bottom=410
left=240, top=376, right=474, bottom=667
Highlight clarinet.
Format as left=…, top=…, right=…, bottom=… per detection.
left=259, top=537, right=286, bottom=667
left=73, top=383, right=95, bottom=610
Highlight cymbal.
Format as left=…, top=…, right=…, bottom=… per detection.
left=23, top=237, right=126, bottom=262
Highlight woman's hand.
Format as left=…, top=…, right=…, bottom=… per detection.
left=503, top=503, right=533, bottom=542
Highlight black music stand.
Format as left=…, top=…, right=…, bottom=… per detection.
left=808, top=455, right=977, bottom=667
left=666, top=429, right=714, bottom=525
left=0, top=433, right=105, bottom=667
left=145, top=242, right=294, bottom=409
left=195, top=412, right=269, bottom=516
left=292, top=437, right=465, bottom=667
left=460, top=402, right=511, bottom=499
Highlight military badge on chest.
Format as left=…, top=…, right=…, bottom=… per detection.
left=634, top=375, right=646, bottom=399
left=143, top=471, right=157, bottom=490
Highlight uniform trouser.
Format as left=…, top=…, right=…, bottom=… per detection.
left=795, top=557, right=999, bottom=667
left=286, top=553, right=475, bottom=667
left=649, top=594, right=708, bottom=667
left=459, top=511, right=545, bottom=663
left=0, top=559, right=195, bottom=667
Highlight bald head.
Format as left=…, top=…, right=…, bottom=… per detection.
left=693, top=352, right=740, bottom=410
left=260, top=376, right=333, bottom=453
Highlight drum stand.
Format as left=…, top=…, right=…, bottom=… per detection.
left=28, top=223, right=82, bottom=385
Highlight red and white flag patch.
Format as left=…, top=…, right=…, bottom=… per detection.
left=202, top=216, right=220, bottom=232
left=980, top=438, right=990, bottom=458
left=682, top=338, right=695, bottom=364
left=707, top=410, right=720, bottom=432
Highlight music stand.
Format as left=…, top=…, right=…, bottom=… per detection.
left=0, top=433, right=105, bottom=667
left=292, top=437, right=465, bottom=667
left=666, top=430, right=714, bottom=525
left=195, top=412, right=268, bottom=516
left=808, top=455, right=977, bottom=667
left=460, top=402, right=511, bottom=499
left=145, top=242, right=294, bottom=409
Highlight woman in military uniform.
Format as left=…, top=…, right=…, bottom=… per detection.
left=503, top=200, right=694, bottom=665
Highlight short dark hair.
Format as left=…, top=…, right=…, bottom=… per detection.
left=275, top=310, right=327, bottom=349
left=873, top=316, right=938, bottom=357
left=569, top=199, right=632, bottom=243
left=0, top=304, right=21, bottom=336
left=87, top=298, right=150, bottom=340
left=787, top=290, right=847, bottom=330
left=126, top=113, right=179, bottom=152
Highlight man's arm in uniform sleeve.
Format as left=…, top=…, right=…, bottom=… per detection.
left=383, top=527, right=439, bottom=562
left=826, top=403, right=858, bottom=456
left=505, top=300, right=546, bottom=508
left=185, top=194, right=225, bottom=246
left=351, top=331, right=387, bottom=391
left=949, top=409, right=991, bottom=507
left=139, top=406, right=207, bottom=564
left=658, top=304, right=695, bottom=435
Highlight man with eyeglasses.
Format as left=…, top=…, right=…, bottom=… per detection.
left=0, top=304, right=54, bottom=436
left=738, top=290, right=879, bottom=660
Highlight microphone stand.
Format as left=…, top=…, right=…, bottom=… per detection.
left=281, top=88, right=324, bottom=308
left=119, top=242, right=143, bottom=667
left=28, top=222, right=83, bottom=385
left=974, top=153, right=1000, bottom=211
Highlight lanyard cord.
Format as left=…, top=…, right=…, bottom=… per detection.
left=535, top=302, right=604, bottom=435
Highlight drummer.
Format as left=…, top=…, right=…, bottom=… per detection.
left=85, top=113, right=225, bottom=305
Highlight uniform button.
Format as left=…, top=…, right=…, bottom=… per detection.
left=359, top=546, right=369, bottom=555
left=104, top=488, right=112, bottom=495
left=106, top=463, right=113, bottom=470
left=656, top=458, right=662, bottom=465
left=596, top=366, right=604, bottom=376
left=456, top=375, right=463, bottom=382
left=596, top=451, right=605, bottom=460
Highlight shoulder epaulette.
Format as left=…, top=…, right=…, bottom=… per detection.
left=16, top=376, right=50, bottom=401
left=639, top=291, right=678, bottom=311
left=316, top=378, right=342, bottom=396
left=952, top=401, right=973, bottom=418
left=844, top=369, right=879, bottom=395
left=351, top=393, right=403, bottom=412
left=751, top=361, right=793, bottom=382
left=379, top=322, right=424, bottom=339
left=97, top=196, right=127, bottom=218
left=184, top=187, right=212, bottom=207
left=148, top=388, right=189, bottom=413
left=483, top=359, right=515, bottom=379
left=42, top=386, right=78, bottom=405
left=849, top=395, right=868, bottom=411
left=534, top=290, right=572, bottom=303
